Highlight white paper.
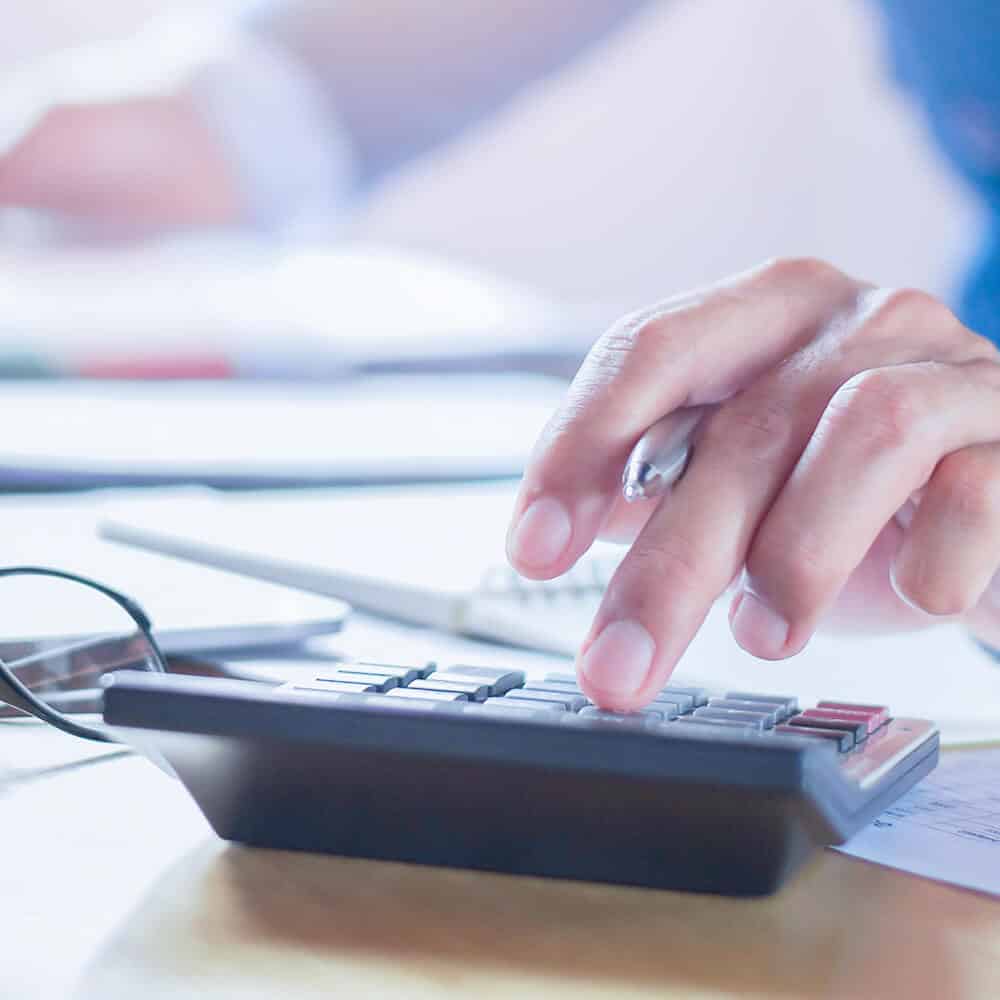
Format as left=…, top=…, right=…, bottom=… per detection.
left=0, top=374, right=566, bottom=487
left=838, top=750, right=1000, bottom=896
left=0, top=243, right=595, bottom=356
left=0, top=491, right=348, bottom=651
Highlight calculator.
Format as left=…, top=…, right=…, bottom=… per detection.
left=102, top=660, right=938, bottom=896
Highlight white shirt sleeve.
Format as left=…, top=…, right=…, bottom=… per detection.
left=186, top=20, right=359, bottom=238
left=159, top=1, right=643, bottom=235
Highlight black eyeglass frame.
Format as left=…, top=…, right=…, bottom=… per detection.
left=0, top=566, right=168, bottom=743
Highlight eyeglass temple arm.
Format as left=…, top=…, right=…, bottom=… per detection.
left=0, top=634, right=155, bottom=688
left=0, top=655, right=276, bottom=719
left=0, top=688, right=104, bottom=719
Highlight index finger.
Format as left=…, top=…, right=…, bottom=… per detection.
left=506, top=258, right=859, bottom=579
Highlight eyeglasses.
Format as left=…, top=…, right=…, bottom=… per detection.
left=0, top=566, right=169, bottom=743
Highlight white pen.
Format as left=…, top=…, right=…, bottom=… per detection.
left=621, top=406, right=710, bottom=502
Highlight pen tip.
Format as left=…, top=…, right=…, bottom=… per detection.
left=622, top=482, right=645, bottom=503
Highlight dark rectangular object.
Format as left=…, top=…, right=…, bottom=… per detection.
left=102, top=672, right=938, bottom=897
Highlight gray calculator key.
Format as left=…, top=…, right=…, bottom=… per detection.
left=543, top=672, right=579, bottom=685
left=504, top=689, right=588, bottom=711
left=773, top=723, right=850, bottom=751
left=651, top=691, right=692, bottom=713
left=408, top=678, right=491, bottom=701
left=527, top=681, right=682, bottom=717
left=465, top=701, right=561, bottom=721
left=484, top=696, right=565, bottom=712
left=314, top=670, right=401, bottom=693
left=675, top=715, right=761, bottom=731
left=437, top=665, right=526, bottom=695
left=647, top=699, right=679, bottom=720
left=519, top=683, right=590, bottom=703
left=386, top=687, right=469, bottom=702
left=525, top=680, right=582, bottom=694
left=708, top=699, right=782, bottom=727
left=355, top=659, right=437, bottom=678
left=289, top=680, right=380, bottom=695
left=579, top=707, right=665, bottom=727
left=670, top=718, right=766, bottom=738
left=692, top=707, right=771, bottom=729
left=725, top=691, right=799, bottom=719
left=338, top=663, right=424, bottom=685
left=663, top=686, right=709, bottom=707
left=279, top=689, right=436, bottom=711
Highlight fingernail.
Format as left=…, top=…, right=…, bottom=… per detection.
left=893, top=498, right=917, bottom=530
left=888, top=562, right=924, bottom=614
left=577, top=620, right=656, bottom=704
left=985, top=572, right=1000, bottom=612
left=888, top=562, right=955, bottom=618
left=731, top=589, right=789, bottom=657
left=507, top=497, right=572, bottom=571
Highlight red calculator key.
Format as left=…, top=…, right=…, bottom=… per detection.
left=786, top=713, right=867, bottom=745
left=815, top=701, right=889, bottom=729
left=774, top=723, right=852, bottom=752
left=800, top=707, right=876, bottom=735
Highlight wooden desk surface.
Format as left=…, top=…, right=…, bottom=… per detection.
left=3, top=733, right=999, bottom=1000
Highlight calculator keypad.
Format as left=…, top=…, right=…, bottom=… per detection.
left=280, top=661, right=896, bottom=759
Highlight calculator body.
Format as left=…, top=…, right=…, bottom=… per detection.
left=103, top=670, right=938, bottom=897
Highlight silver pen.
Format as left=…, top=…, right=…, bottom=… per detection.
left=621, top=406, right=710, bottom=502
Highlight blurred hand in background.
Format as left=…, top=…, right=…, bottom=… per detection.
left=0, top=1, right=637, bottom=237
left=0, top=93, right=242, bottom=228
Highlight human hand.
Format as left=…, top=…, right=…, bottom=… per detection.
left=506, top=259, right=1000, bottom=710
left=0, top=93, right=241, bottom=230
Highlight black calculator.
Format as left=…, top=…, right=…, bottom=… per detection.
left=102, top=660, right=938, bottom=896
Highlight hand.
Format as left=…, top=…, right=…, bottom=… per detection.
left=506, top=258, right=1000, bottom=710
left=0, top=94, right=242, bottom=230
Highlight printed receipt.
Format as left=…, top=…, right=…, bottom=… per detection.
left=837, top=749, right=1000, bottom=896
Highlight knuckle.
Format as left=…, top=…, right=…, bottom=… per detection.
left=746, top=532, right=837, bottom=615
left=606, top=306, right=665, bottom=352
left=624, top=537, right=705, bottom=597
left=934, top=453, right=1000, bottom=528
left=704, top=396, right=793, bottom=463
left=578, top=322, right=638, bottom=385
left=757, top=256, right=843, bottom=288
left=583, top=308, right=677, bottom=384
left=622, top=310, right=682, bottom=362
left=964, top=334, right=1000, bottom=363
left=860, top=287, right=955, bottom=336
left=825, top=368, right=922, bottom=454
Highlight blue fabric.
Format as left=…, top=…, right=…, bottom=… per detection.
left=878, top=1, right=1000, bottom=344
left=973, top=637, right=1000, bottom=663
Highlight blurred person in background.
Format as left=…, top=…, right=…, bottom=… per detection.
left=3, top=1, right=1000, bottom=705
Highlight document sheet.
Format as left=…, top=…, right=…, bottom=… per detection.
left=838, top=749, right=1000, bottom=896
